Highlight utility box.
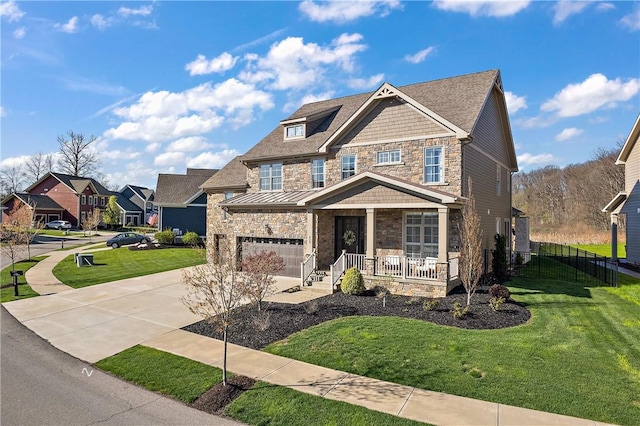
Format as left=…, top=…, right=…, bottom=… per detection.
left=76, top=253, right=94, bottom=267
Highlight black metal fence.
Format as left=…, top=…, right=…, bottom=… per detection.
left=485, top=242, right=618, bottom=287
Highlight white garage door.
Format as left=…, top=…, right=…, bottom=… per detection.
left=241, top=237, right=304, bottom=277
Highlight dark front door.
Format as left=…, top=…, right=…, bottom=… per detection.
left=335, top=216, right=365, bottom=257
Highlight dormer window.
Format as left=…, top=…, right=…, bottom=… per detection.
left=285, top=124, right=304, bottom=139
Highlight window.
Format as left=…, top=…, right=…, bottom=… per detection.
left=81, top=211, right=86, bottom=223
left=101, top=197, right=105, bottom=206
left=496, top=164, right=502, bottom=196
left=223, top=192, right=233, bottom=220
left=377, top=149, right=401, bottom=164
left=424, top=147, right=443, bottom=183
left=88, top=195, right=93, bottom=206
left=81, top=194, right=86, bottom=205
left=405, top=212, right=438, bottom=258
left=285, top=124, right=304, bottom=139
left=259, top=163, right=282, bottom=191
left=312, top=159, right=325, bottom=189
left=341, top=154, right=356, bottom=180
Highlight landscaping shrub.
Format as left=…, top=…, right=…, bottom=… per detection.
left=341, top=267, right=365, bottom=295
left=182, top=231, right=202, bottom=247
left=492, top=233, right=508, bottom=283
left=423, top=298, right=439, bottom=311
left=488, top=284, right=510, bottom=300
left=155, top=229, right=175, bottom=245
left=451, top=301, right=469, bottom=319
left=489, top=297, right=505, bottom=311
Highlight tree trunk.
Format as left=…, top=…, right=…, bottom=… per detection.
left=222, top=326, right=228, bottom=386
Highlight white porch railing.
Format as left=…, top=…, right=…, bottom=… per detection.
left=330, top=250, right=347, bottom=290
left=300, top=249, right=316, bottom=286
left=373, top=255, right=438, bottom=280
left=345, top=253, right=365, bottom=271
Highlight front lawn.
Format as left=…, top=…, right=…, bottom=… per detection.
left=1, top=257, right=44, bottom=303
left=265, top=267, right=640, bottom=425
left=53, top=247, right=206, bottom=288
left=573, top=243, right=626, bottom=258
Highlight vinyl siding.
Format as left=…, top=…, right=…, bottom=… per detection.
left=624, top=136, right=640, bottom=193
left=161, top=206, right=207, bottom=235
left=621, top=180, right=640, bottom=263
left=470, top=89, right=510, bottom=166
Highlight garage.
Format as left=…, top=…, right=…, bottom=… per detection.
left=240, top=237, right=304, bottom=277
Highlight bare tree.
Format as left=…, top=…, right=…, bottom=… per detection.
left=241, top=250, right=285, bottom=311
left=24, top=152, right=55, bottom=184
left=0, top=164, right=26, bottom=197
left=181, top=234, right=244, bottom=386
left=57, top=130, right=100, bottom=177
left=83, top=208, right=102, bottom=240
left=0, top=204, right=30, bottom=271
left=459, top=178, right=484, bottom=307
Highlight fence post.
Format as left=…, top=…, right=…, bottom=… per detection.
left=575, top=247, right=579, bottom=282
left=604, top=256, right=608, bottom=285
left=538, top=244, right=541, bottom=278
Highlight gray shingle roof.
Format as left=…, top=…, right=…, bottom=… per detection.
left=201, top=156, right=249, bottom=191
left=154, top=169, right=218, bottom=204
left=115, top=193, right=143, bottom=212
left=13, top=193, right=65, bottom=210
left=242, top=70, right=499, bottom=162
left=50, top=172, right=112, bottom=195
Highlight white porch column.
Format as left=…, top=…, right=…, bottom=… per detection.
left=366, top=208, right=376, bottom=258
left=305, top=208, right=316, bottom=254
left=611, top=213, right=618, bottom=262
left=438, top=207, right=449, bottom=263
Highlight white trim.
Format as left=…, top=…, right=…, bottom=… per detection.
left=328, top=133, right=457, bottom=150
left=424, top=145, right=445, bottom=184
left=602, top=192, right=628, bottom=213
left=616, top=113, right=640, bottom=164
left=316, top=202, right=446, bottom=210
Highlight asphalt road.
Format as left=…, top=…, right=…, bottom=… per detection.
left=0, top=304, right=242, bottom=426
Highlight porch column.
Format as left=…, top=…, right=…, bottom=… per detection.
left=437, top=207, right=449, bottom=263
left=305, top=208, right=316, bottom=254
left=365, top=208, right=376, bottom=276
left=611, top=213, right=618, bottom=263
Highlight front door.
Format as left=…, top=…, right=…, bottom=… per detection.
left=335, top=216, right=365, bottom=257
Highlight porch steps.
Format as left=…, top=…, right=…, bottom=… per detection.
left=303, top=270, right=333, bottom=294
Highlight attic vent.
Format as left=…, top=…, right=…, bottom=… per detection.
left=375, top=87, right=396, bottom=98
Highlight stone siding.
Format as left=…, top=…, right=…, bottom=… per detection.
left=363, top=276, right=448, bottom=298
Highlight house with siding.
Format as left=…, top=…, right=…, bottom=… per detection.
left=1, top=172, right=112, bottom=228
left=154, top=168, right=218, bottom=236
left=116, top=184, right=155, bottom=226
left=603, top=114, right=640, bottom=265
left=202, top=69, right=518, bottom=297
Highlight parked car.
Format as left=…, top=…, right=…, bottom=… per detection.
left=106, top=232, right=149, bottom=248
left=44, top=220, right=72, bottom=230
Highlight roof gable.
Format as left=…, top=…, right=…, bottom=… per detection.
left=155, top=169, right=217, bottom=205
left=616, top=113, right=640, bottom=165
left=26, top=172, right=111, bottom=195
left=201, top=156, right=248, bottom=191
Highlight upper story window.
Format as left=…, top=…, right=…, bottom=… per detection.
left=377, top=149, right=401, bottom=165
left=285, top=124, right=304, bottom=139
left=496, top=164, right=502, bottom=196
left=312, top=159, right=325, bottom=189
left=259, top=163, right=282, bottom=191
left=424, top=147, right=443, bottom=184
left=223, top=192, right=233, bottom=220
left=341, top=154, right=356, bottom=180
left=81, top=194, right=86, bottom=205
left=88, top=195, right=93, bottom=206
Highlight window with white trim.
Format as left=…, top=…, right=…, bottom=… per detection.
left=259, top=163, right=282, bottom=191
left=285, top=124, right=304, bottom=139
left=311, top=159, right=325, bottom=189
left=404, top=212, right=438, bottom=258
left=376, top=149, right=401, bottom=164
left=341, top=154, right=356, bottom=180
left=88, top=195, right=93, bottom=206
left=496, top=164, right=502, bottom=196
left=81, top=194, right=86, bottom=205
left=424, top=147, right=443, bottom=183
left=223, top=192, right=233, bottom=220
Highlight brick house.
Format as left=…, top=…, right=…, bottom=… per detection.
left=202, top=70, right=518, bottom=297
left=2, top=172, right=112, bottom=228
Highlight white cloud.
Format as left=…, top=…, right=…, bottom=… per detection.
left=61, top=76, right=128, bottom=96
left=0, top=106, right=6, bottom=117
left=620, top=6, right=640, bottom=31
left=347, top=73, right=384, bottom=90
left=167, top=136, right=212, bottom=152
left=404, top=47, right=436, bottom=64
left=0, top=155, right=31, bottom=168
left=517, top=152, right=558, bottom=168
left=233, top=28, right=288, bottom=52
left=146, top=142, right=162, bottom=153
left=239, top=33, right=367, bottom=91
left=299, top=0, right=401, bottom=23
left=555, top=127, right=583, bottom=141
left=185, top=52, right=238, bottom=76
left=553, top=1, right=590, bottom=24
left=13, top=27, right=25, bottom=39
left=284, top=91, right=336, bottom=111
left=118, top=5, right=153, bottom=17
left=56, top=16, right=79, bottom=34
left=596, top=3, right=615, bottom=12
left=91, top=14, right=111, bottom=30
left=541, top=73, right=640, bottom=117
left=154, top=152, right=186, bottom=167
left=504, top=91, right=527, bottom=114
left=101, top=149, right=142, bottom=161
left=432, top=0, right=530, bottom=17
left=187, top=149, right=240, bottom=169
left=0, top=1, right=25, bottom=22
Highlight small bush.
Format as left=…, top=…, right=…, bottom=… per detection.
left=182, top=231, right=202, bottom=247
left=423, top=298, right=439, bottom=311
left=489, top=296, right=505, bottom=311
left=372, top=285, right=389, bottom=298
left=451, top=302, right=469, bottom=319
left=405, top=296, right=422, bottom=305
left=253, top=311, right=272, bottom=332
left=155, top=229, right=175, bottom=245
left=341, top=267, right=365, bottom=295
left=488, top=284, right=510, bottom=300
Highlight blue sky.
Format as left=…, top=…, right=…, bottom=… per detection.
left=1, top=0, right=639, bottom=190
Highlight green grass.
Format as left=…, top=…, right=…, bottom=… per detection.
left=573, top=243, right=626, bottom=258
left=1, top=257, right=44, bottom=302
left=265, top=264, right=640, bottom=425
left=97, top=346, right=426, bottom=425
left=53, top=247, right=206, bottom=288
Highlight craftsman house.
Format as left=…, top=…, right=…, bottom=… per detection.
left=1, top=172, right=112, bottom=228
left=202, top=69, right=518, bottom=297
left=603, top=113, right=640, bottom=265
left=116, top=184, right=155, bottom=226
left=154, top=168, right=218, bottom=236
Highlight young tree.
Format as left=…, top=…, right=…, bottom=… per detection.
left=241, top=250, right=285, bottom=311
left=458, top=178, right=484, bottom=307
left=83, top=208, right=102, bottom=240
left=57, top=130, right=100, bottom=177
left=102, top=195, right=120, bottom=229
left=0, top=204, right=30, bottom=271
left=13, top=199, right=42, bottom=260
left=181, top=234, right=244, bottom=386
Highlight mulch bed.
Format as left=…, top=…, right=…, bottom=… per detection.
left=190, top=375, right=256, bottom=415
left=183, top=285, right=531, bottom=351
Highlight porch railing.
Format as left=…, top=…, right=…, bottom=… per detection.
left=300, top=249, right=316, bottom=286
left=330, top=250, right=347, bottom=290
left=345, top=253, right=365, bottom=271
left=373, top=255, right=438, bottom=280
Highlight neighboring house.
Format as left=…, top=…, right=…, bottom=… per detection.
left=116, top=184, right=156, bottom=226
left=1, top=172, right=112, bottom=228
left=154, top=168, right=218, bottom=236
left=202, top=69, right=518, bottom=297
left=603, top=114, right=640, bottom=265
